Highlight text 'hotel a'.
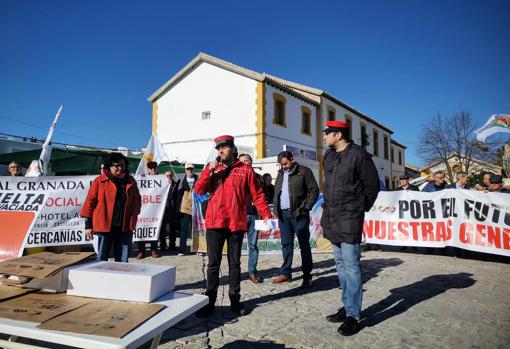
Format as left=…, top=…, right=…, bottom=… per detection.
left=148, top=53, right=406, bottom=189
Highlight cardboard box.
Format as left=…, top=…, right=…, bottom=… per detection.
left=0, top=252, right=96, bottom=279
left=67, top=262, right=176, bottom=303
left=8, top=261, right=97, bottom=293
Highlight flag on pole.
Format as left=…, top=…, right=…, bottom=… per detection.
left=474, top=114, right=510, bottom=142
left=26, top=105, right=63, bottom=177
left=135, top=134, right=169, bottom=175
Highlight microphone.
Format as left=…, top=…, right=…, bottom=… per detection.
left=209, top=156, right=221, bottom=172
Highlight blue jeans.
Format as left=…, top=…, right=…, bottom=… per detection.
left=180, top=214, right=192, bottom=252
left=96, top=232, right=132, bottom=262
left=247, top=214, right=259, bottom=275
left=332, top=242, right=362, bottom=320
left=278, top=210, right=313, bottom=278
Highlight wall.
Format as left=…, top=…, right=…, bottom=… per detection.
left=155, top=62, right=258, bottom=164
left=264, top=84, right=317, bottom=159
left=321, top=96, right=392, bottom=185
left=391, top=144, right=406, bottom=188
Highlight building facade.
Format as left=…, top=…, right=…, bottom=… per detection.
left=390, top=139, right=406, bottom=189
left=148, top=53, right=405, bottom=187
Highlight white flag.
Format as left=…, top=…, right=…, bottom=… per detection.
left=135, top=134, right=169, bottom=175
left=474, top=114, right=510, bottom=142
left=26, top=105, right=63, bottom=177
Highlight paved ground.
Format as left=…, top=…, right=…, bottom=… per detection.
left=134, top=249, right=510, bottom=349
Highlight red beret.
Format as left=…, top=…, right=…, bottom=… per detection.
left=323, top=120, right=349, bottom=133
left=325, top=120, right=349, bottom=128
left=214, top=135, right=235, bottom=149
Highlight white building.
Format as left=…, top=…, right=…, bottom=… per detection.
left=148, top=53, right=405, bottom=188
left=390, top=139, right=406, bottom=189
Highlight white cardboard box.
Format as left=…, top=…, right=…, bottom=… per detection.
left=66, top=261, right=176, bottom=303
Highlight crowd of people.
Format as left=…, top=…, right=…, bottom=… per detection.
left=395, top=170, right=509, bottom=193
left=5, top=119, right=508, bottom=337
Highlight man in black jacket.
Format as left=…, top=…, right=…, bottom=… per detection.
left=394, top=174, right=419, bottom=191
left=160, top=171, right=180, bottom=250
left=272, top=151, right=319, bottom=288
left=321, top=120, right=380, bottom=336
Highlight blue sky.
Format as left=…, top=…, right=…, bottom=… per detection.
left=1, top=0, right=509, bottom=166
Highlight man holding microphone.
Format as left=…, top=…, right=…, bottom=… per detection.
left=194, top=135, right=272, bottom=317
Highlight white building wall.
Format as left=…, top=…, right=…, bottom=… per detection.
left=264, top=84, right=317, bottom=159
left=321, top=97, right=392, bottom=186
left=155, top=62, right=258, bottom=164
left=391, top=144, right=406, bottom=189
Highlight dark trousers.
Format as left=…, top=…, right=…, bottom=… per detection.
left=160, top=209, right=178, bottom=248
left=205, top=229, right=244, bottom=299
left=278, top=210, right=313, bottom=278
left=136, top=240, right=158, bottom=253
left=179, top=214, right=192, bottom=252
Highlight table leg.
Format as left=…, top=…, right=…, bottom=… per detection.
left=149, top=333, right=162, bottom=349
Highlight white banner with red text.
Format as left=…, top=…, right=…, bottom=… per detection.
left=363, top=189, right=509, bottom=256
left=192, top=190, right=510, bottom=257
left=0, top=175, right=169, bottom=249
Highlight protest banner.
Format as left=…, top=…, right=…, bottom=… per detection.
left=0, top=175, right=169, bottom=252
left=191, top=190, right=510, bottom=257
left=363, top=190, right=510, bottom=256
left=0, top=189, right=48, bottom=261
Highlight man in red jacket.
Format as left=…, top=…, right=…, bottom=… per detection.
left=195, top=135, right=272, bottom=317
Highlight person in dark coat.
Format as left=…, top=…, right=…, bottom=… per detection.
left=160, top=171, right=180, bottom=250
left=488, top=174, right=510, bottom=193
left=447, top=172, right=470, bottom=190
left=321, top=120, right=380, bottom=336
left=272, top=151, right=319, bottom=288
left=262, top=173, right=275, bottom=205
left=421, top=171, right=447, bottom=192
left=394, top=174, right=419, bottom=191
left=175, top=162, right=198, bottom=255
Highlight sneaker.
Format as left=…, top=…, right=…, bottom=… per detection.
left=338, top=316, right=360, bottom=336
left=326, top=307, right=346, bottom=323
left=151, top=250, right=161, bottom=258
left=177, top=252, right=185, bottom=256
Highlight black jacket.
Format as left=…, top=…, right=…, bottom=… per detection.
left=247, top=173, right=265, bottom=216
left=394, top=184, right=419, bottom=191
left=165, top=178, right=180, bottom=212
left=321, top=143, right=380, bottom=244
left=273, top=163, right=319, bottom=219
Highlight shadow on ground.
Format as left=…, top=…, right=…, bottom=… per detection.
left=221, top=340, right=294, bottom=348
left=360, top=272, right=476, bottom=328
left=161, top=256, right=403, bottom=345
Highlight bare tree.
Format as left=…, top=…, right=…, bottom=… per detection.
left=418, top=110, right=492, bottom=182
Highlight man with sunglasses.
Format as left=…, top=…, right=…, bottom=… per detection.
left=421, top=171, right=447, bottom=192
left=8, top=161, right=23, bottom=176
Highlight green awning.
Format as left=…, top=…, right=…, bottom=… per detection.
left=0, top=148, right=201, bottom=175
